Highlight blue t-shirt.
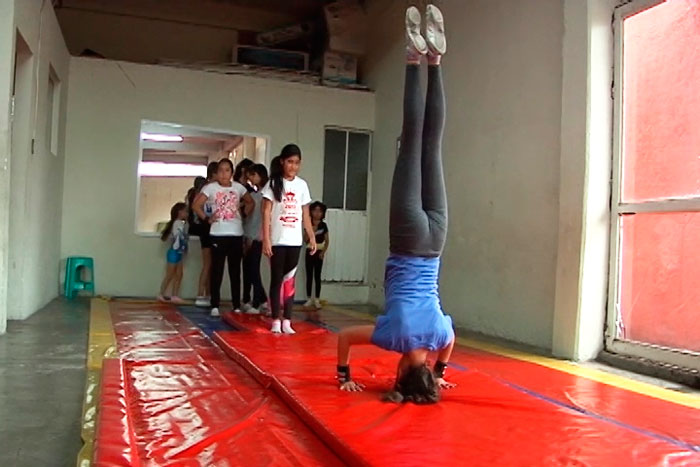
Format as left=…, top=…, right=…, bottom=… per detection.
left=371, top=255, right=454, bottom=353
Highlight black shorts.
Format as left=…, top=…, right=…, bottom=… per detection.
left=199, top=231, right=213, bottom=249
left=189, top=222, right=213, bottom=249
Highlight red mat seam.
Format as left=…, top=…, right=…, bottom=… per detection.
left=213, top=332, right=369, bottom=467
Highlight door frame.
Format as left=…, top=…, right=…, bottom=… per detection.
left=605, top=0, right=700, bottom=370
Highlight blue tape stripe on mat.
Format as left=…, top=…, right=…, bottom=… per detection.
left=499, top=378, right=700, bottom=453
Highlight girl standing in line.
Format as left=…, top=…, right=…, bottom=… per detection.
left=235, top=158, right=256, bottom=310
left=234, top=158, right=255, bottom=192
left=193, top=158, right=254, bottom=317
left=158, top=202, right=189, bottom=304
left=304, top=201, right=330, bottom=310
left=262, top=145, right=317, bottom=334
left=186, top=176, right=213, bottom=307
left=242, top=163, right=269, bottom=314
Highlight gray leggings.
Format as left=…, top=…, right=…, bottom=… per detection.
left=390, top=64, right=447, bottom=258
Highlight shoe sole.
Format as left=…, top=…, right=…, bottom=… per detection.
left=426, top=5, right=446, bottom=55
left=406, top=6, right=427, bottom=55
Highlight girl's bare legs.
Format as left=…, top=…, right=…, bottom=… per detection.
left=159, top=264, right=177, bottom=299
left=172, top=262, right=184, bottom=299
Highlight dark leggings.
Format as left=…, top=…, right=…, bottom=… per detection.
left=210, top=236, right=243, bottom=309
left=269, top=246, right=301, bottom=319
left=390, top=64, right=447, bottom=258
left=243, top=240, right=267, bottom=307
left=305, top=250, right=323, bottom=298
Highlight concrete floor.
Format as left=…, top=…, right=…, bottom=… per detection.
left=0, top=298, right=88, bottom=467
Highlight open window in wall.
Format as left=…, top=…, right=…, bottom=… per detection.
left=46, top=66, right=60, bottom=155
left=607, top=0, right=700, bottom=371
left=135, top=120, right=269, bottom=234
left=321, top=127, right=371, bottom=282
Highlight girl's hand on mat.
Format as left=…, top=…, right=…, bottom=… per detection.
left=436, top=378, right=456, bottom=389
left=263, top=239, right=273, bottom=257
left=340, top=380, right=364, bottom=392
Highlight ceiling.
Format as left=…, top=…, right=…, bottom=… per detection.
left=54, top=0, right=335, bottom=31
left=53, top=0, right=355, bottom=64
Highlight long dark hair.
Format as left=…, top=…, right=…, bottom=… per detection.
left=234, top=158, right=254, bottom=183
left=186, top=176, right=206, bottom=224
left=206, top=161, right=219, bottom=181
left=270, top=144, right=301, bottom=202
left=247, top=163, right=269, bottom=188
left=161, top=202, right=187, bottom=241
left=383, top=364, right=440, bottom=405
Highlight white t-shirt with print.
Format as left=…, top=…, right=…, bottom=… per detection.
left=200, top=181, right=247, bottom=236
left=262, top=177, right=311, bottom=246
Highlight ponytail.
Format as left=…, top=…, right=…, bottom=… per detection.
left=161, top=202, right=187, bottom=241
left=161, top=220, right=175, bottom=242
left=269, top=156, right=283, bottom=202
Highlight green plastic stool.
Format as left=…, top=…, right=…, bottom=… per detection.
left=64, top=256, right=95, bottom=299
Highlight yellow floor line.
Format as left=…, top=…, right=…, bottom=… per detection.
left=77, top=298, right=118, bottom=467
left=326, top=305, right=700, bottom=410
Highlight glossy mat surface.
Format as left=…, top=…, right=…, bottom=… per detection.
left=215, top=313, right=700, bottom=467
left=93, top=301, right=700, bottom=466
left=93, top=302, right=343, bottom=466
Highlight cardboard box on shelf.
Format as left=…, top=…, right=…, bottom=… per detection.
left=234, top=45, right=309, bottom=71
left=256, top=22, right=314, bottom=47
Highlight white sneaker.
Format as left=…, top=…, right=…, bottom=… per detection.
left=313, top=298, right=322, bottom=309
left=246, top=306, right=260, bottom=315
left=425, top=4, right=446, bottom=56
left=303, top=298, right=314, bottom=308
left=270, top=319, right=282, bottom=333
left=233, top=308, right=242, bottom=313
left=195, top=296, right=209, bottom=307
left=406, top=6, right=428, bottom=61
left=210, top=307, right=220, bottom=317
left=282, top=319, right=296, bottom=335
left=241, top=303, right=252, bottom=313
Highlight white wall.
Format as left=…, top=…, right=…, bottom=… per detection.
left=552, top=0, right=616, bottom=360
left=137, top=176, right=193, bottom=233
left=0, top=0, right=15, bottom=333
left=5, top=0, right=70, bottom=321
left=62, top=58, right=375, bottom=300
left=363, top=0, right=564, bottom=350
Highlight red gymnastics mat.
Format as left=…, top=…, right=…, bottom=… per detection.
left=93, top=304, right=343, bottom=466
left=214, top=313, right=700, bottom=467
